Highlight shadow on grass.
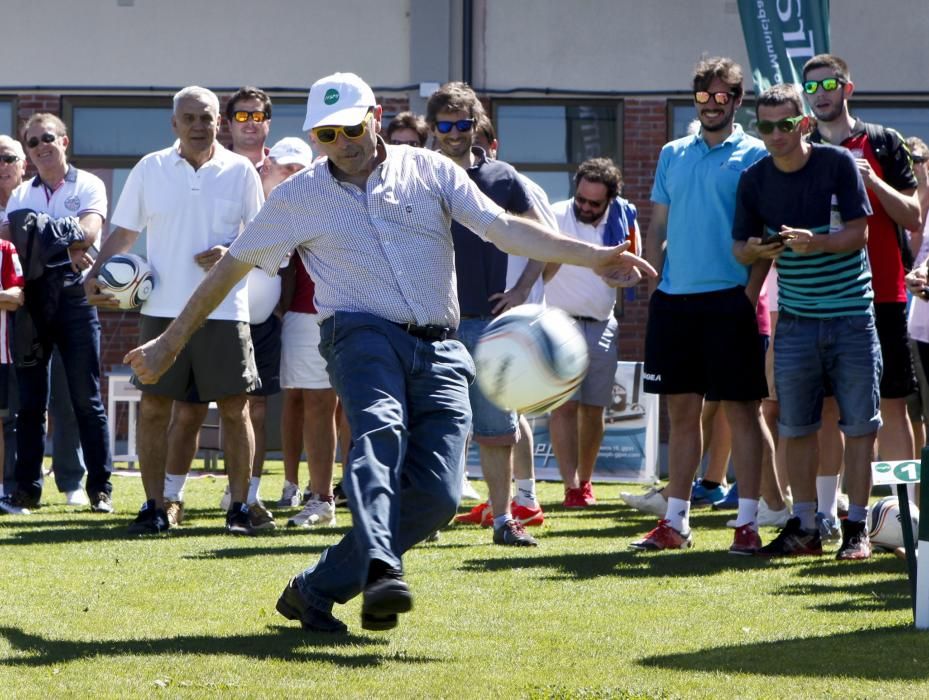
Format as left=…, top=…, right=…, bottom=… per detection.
left=777, top=576, right=912, bottom=613
left=0, top=624, right=439, bottom=668
left=459, top=548, right=769, bottom=581
left=639, top=624, right=929, bottom=681
left=185, top=544, right=329, bottom=560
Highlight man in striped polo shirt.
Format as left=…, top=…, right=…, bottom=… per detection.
left=733, top=83, right=877, bottom=560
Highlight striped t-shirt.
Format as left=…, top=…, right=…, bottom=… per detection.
left=732, top=143, right=873, bottom=318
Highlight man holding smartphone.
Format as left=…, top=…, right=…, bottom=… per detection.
left=733, top=84, right=877, bottom=560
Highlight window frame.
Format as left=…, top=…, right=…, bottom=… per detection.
left=490, top=97, right=624, bottom=183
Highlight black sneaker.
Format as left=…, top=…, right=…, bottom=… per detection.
left=0, top=490, right=38, bottom=515
left=836, top=519, right=872, bottom=561
left=90, top=492, right=114, bottom=514
left=276, top=577, right=348, bottom=634
left=493, top=518, right=538, bottom=546
left=226, top=502, right=255, bottom=536
left=332, top=481, right=348, bottom=507
left=361, top=561, right=413, bottom=631
left=756, top=517, right=823, bottom=557
left=127, top=500, right=170, bottom=535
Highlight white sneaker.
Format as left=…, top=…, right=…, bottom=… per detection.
left=816, top=512, right=842, bottom=541
left=287, top=497, right=337, bottom=528
left=460, top=477, right=482, bottom=502
left=220, top=484, right=231, bottom=511
left=65, top=489, right=89, bottom=506
left=729, top=499, right=790, bottom=528
left=836, top=492, right=849, bottom=515
left=620, top=486, right=667, bottom=516
left=276, top=481, right=301, bottom=508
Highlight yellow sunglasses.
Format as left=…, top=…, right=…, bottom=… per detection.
left=313, top=113, right=373, bottom=144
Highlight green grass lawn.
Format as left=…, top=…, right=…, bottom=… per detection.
left=0, top=465, right=926, bottom=699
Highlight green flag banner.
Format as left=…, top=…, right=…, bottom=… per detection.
left=738, top=0, right=831, bottom=93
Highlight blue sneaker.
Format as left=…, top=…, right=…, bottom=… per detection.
left=712, top=482, right=739, bottom=510
left=691, top=479, right=727, bottom=507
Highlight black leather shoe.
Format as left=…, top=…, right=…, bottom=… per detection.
left=361, top=564, right=413, bottom=631
left=276, top=577, right=347, bottom=634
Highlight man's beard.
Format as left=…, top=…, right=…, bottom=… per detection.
left=573, top=201, right=601, bottom=225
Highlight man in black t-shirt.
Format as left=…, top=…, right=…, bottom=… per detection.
left=427, top=82, right=543, bottom=547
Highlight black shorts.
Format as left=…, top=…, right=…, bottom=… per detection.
left=644, top=287, right=768, bottom=401
left=248, top=314, right=282, bottom=397
left=0, top=364, right=9, bottom=416
left=875, top=302, right=916, bottom=399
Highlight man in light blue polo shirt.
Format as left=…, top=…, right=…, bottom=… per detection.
left=630, top=57, right=770, bottom=555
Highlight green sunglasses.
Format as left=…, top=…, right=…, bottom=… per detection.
left=803, top=77, right=845, bottom=94
left=756, top=115, right=805, bottom=135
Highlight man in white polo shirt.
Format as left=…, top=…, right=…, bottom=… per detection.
left=0, top=113, right=113, bottom=516
left=86, top=86, right=263, bottom=535
left=546, top=158, right=639, bottom=507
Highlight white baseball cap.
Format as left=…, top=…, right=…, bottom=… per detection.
left=302, top=72, right=376, bottom=131
left=267, top=137, right=314, bottom=168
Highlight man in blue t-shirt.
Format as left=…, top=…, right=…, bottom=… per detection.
left=634, top=57, right=770, bottom=556
left=732, top=83, right=877, bottom=561
left=427, top=82, right=544, bottom=547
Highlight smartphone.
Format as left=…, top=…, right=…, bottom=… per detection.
left=761, top=231, right=795, bottom=245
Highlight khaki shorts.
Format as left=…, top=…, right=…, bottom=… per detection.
left=132, top=316, right=258, bottom=402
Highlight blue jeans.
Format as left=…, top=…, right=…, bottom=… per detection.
left=296, top=312, right=473, bottom=612
left=774, top=311, right=882, bottom=438
left=14, top=292, right=111, bottom=499
left=456, top=317, right=518, bottom=443
left=49, top=348, right=86, bottom=492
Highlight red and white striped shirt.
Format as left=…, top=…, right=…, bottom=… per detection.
left=0, top=239, right=24, bottom=364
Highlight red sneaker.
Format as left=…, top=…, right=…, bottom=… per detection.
left=629, top=519, right=693, bottom=551
left=580, top=481, right=597, bottom=506
left=454, top=502, right=490, bottom=525
left=729, top=524, right=762, bottom=556
left=511, top=501, right=544, bottom=527
left=563, top=487, right=587, bottom=508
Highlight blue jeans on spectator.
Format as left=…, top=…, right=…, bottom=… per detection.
left=774, top=310, right=883, bottom=438
left=456, top=317, right=518, bottom=444
left=49, top=348, right=86, bottom=492
left=2, top=365, right=15, bottom=494
left=14, top=291, right=111, bottom=500
left=296, top=312, right=472, bottom=612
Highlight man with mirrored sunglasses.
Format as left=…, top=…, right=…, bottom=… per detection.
left=120, top=71, right=655, bottom=634
left=634, top=56, right=770, bottom=556
left=802, top=54, right=922, bottom=531
left=428, top=81, right=546, bottom=547
left=732, top=83, right=877, bottom=560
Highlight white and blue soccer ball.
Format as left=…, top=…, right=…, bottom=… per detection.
left=474, top=304, right=589, bottom=415
left=868, top=495, right=920, bottom=551
left=98, top=253, right=154, bottom=310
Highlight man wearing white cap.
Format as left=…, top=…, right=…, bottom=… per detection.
left=124, top=72, right=655, bottom=634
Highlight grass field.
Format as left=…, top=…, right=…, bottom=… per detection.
left=0, top=464, right=926, bottom=699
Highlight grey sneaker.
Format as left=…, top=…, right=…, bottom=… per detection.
left=276, top=481, right=301, bottom=508
left=287, top=497, right=337, bottom=528
left=493, top=519, right=538, bottom=546
left=90, top=492, right=114, bottom=514
left=0, top=491, right=38, bottom=515
left=248, top=500, right=277, bottom=530
left=816, top=512, right=842, bottom=542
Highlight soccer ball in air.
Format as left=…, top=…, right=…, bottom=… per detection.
left=97, top=253, right=154, bottom=310
left=474, top=304, right=589, bottom=415
left=868, top=495, right=920, bottom=551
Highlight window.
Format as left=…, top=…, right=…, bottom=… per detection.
left=493, top=101, right=623, bottom=204
left=266, top=100, right=309, bottom=142
left=0, top=99, right=14, bottom=136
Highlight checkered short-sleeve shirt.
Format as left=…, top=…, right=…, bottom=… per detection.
left=229, top=142, right=504, bottom=328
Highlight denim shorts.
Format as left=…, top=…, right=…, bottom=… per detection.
left=456, top=317, right=519, bottom=445
left=773, top=311, right=882, bottom=438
